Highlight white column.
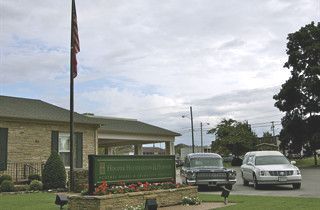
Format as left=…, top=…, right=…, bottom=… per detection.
left=165, top=141, right=175, bottom=155
left=134, top=144, right=143, bottom=155
left=107, top=146, right=113, bottom=155
left=94, top=130, right=99, bottom=155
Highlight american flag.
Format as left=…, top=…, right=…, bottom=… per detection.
left=71, top=0, right=80, bottom=78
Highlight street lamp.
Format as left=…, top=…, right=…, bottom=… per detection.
left=182, top=106, right=195, bottom=153
left=200, top=122, right=210, bottom=153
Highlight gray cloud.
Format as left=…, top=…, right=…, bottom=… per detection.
left=1, top=0, right=317, bottom=146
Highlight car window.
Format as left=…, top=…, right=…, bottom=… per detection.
left=248, top=156, right=254, bottom=165
left=243, top=155, right=249, bottom=164
left=190, top=157, right=223, bottom=168
left=184, top=157, right=190, bottom=167
left=255, top=155, right=290, bottom=165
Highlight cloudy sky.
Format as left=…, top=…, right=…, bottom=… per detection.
left=1, top=0, right=319, bottom=147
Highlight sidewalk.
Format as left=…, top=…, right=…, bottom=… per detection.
left=159, top=202, right=236, bottom=210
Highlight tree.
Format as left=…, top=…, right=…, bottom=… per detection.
left=274, top=22, right=320, bottom=165
left=42, top=152, right=66, bottom=190
left=208, top=119, right=258, bottom=157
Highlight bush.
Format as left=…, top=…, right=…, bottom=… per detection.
left=28, top=174, right=41, bottom=184
left=29, top=180, right=43, bottom=191
left=231, top=157, right=243, bottom=166
left=42, top=152, right=66, bottom=190
left=14, top=185, right=29, bottom=192
left=0, top=180, right=15, bottom=192
left=0, top=175, right=12, bottom=185
left=182, top=196, right=201, bottom=205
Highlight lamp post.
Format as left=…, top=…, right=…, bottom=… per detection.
left=182, top=106, right=195, bottom=153
left=200, top=122, right=210, bottom=153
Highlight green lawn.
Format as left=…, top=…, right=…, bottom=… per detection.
left=0, top=192, right=59, bottom=210
left=293, top=157, right=319, bottom=168
left=199, top=194, right=320, bottom=210
left=1, top=192, right=320, bottom=210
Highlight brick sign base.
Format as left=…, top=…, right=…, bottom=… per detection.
left=68, top=186, right=198, bottom=210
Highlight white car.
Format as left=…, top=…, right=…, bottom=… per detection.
left=241, top=151, right=302, bottom=189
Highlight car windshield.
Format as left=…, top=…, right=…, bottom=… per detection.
left=255, top=156, right=290, bottom=165
left=190, top=157, right=223, bottom=168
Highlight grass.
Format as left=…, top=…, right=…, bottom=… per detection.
left=0, top=192, right=58, bottom=210
left=1, top=192, right=320, bottom=210
left=199, top=194, right=320, bottom=210
left=293, top=157, right=319, bottom=168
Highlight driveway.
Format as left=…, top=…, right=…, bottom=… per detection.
left=177, top=167, right=320, bottom=198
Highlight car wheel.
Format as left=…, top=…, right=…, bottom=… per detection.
left=292, top=183, right=301, bottom=189
left=253, top=174, right=260, bottom=190
left=242, top=173, right=249, bottom=186
left=243, top=178, right=249, bottom=186
left=225, top=184, right=233, bottom=190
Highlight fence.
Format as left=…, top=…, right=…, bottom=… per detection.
left=0, top=162, right=44, bottom=183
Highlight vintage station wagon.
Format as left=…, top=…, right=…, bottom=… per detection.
left=180, top=153, right=236, bottom=189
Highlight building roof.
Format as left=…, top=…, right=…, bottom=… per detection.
left=0, top=95, right=181, bottom=136
left=87, top=115, right=181, bottom=137
left=0, top=95, right=99, bottom=125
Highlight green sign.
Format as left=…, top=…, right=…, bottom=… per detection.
left=88, top=155, right=176, bottom=194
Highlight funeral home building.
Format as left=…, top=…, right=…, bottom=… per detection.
left=0, top=95, right=180, bottom=182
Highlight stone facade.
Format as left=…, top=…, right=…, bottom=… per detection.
left=68, top=186, right=198, bottom=210
left=0, top=118, right=97, bottom=170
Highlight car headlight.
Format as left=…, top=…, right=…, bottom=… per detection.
left=260, top=171, right=268, bottom=176
left=187, top=171, right=196, bottom=179
left=228, top=170, right=237, bottom=178
left=296, top=170, right=301, bottom=175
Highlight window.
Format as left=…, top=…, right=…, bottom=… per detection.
left=242, top=155, right=249, bottom=165
left=59, top=133, right=70, bottom=167
left=248, top=156, right=254, bottom=165
left=51, top=131, right=83, bottom=168
left=255, top=156, right=290, bottom=165
left=190, top=157, right=223, bottom=168
left=0, top=128, right=8, bottom=171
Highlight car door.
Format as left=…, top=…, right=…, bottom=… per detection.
left=246, top=155, right=256, bottom=181
left=241, top=154, right=249, bottom=179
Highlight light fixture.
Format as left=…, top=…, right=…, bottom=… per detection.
left=55, top=194, right=68, bottom=209
left=145, top=198, right=158, bottom=210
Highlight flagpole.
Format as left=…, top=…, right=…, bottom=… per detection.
left=69, top=0, right=75, bottom=192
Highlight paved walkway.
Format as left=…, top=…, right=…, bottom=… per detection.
left=159, top=202, right=236, bottom=210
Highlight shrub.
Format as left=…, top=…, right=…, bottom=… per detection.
left=124, top=204, right=144, bottom=210
left=0, top=180, right=15, bottom=192
left=42, top=152, right=66, bottom=190
left=14, top=185, right=29, bottom=192
left=0, top=175, right=12, bottom=185
left=29, top=180, right=43, bottom=191
left=231, top=157, right=243, bottom=166
left=28, top=174, right=41, bottom=184
left=182, top=196, right=201, bottom=205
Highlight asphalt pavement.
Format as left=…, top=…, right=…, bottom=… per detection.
left=177, top=167, right=320, bottom=198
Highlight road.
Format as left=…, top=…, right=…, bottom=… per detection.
left=177, top=167, right=320, bottom=198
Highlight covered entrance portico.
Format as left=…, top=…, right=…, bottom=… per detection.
left=91, top=116, right=180, bottom=156
left=98, top=132, right=175, bottom=155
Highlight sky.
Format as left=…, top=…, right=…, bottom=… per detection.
left=1, top=0, right=319, bottom=147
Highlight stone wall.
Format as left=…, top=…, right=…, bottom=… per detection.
left=0, top=119, right=97, bottom=170
left=68, top=186, right=198, bottom=210
left=70, top=169, right=88, bottom=193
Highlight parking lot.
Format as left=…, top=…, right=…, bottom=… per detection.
left=177, top=167, right=320, bottom=198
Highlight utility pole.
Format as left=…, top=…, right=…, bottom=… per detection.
left=271, top=121, right=276, bottom=145
left=200, top=122, right=203, bottom=153
left=190, top=106, right=195, bottom=153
